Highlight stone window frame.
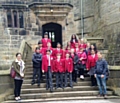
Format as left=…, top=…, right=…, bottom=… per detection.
left=6, top=9, right=24, bottom=28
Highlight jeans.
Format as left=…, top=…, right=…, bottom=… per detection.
left=45, top=66, right=53, bottom=90
left=14, top=79, right=23, bottom=97
left=96, top=75, right=107, bottom=95
left=32, top=68, right=41, bottom=84
left=65, top=72, right=73, bottom=87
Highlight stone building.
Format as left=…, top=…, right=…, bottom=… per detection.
left=0, top=0, right=120, bottom=102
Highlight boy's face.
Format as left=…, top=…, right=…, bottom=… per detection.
left=44, top=34, right=48, bottom=38
left=47, top=51, right=50, bottom=55
left=57, top=55, right=61, bottom=59
left=39, top=44, right=42, bottom=47
left=57, top=44, right=61, bottom=48
left=66, top=54, right=69, bottom=58
left=36, top=49, right=40, bottom=53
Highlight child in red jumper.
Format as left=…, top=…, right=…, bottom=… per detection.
left=54, top=53, right=64, bottom=89
left=64, top=52, right=73, bottom=88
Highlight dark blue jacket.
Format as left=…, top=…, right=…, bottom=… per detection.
left=32, top=53, right=42, bottom=69
left=94, top=59, right=108, bottom=75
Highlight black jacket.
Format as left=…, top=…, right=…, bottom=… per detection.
left=32, top=53, right=42, bottom=69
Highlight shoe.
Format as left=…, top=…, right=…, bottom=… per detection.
left=46, top=88, right=49, bottom=90
left=103, top=94, right=108, bottom=99
left=80, top=75, right=84, bottom=80
left=17, top=96, right=21, bottom=100
left=55, top=86, right=59, bottom=89
left=31, top=81, right=35, bottom=85
left=50, top=89, right=53, bottom=93
left=37, top=84, right=40, bottom=87
left=97, top=94, right=103, bottom=97
left=70, top=86, right=73, bottom=88
left=15, top=97, right=19, bottom=101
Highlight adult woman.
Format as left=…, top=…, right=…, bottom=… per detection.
left=11, top=53, right=25, bottom=101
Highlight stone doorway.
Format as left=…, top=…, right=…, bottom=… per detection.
left=42, top=22, right=62, bottom=48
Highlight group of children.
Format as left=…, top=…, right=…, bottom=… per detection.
left=31, top=33, right=108, bottom=98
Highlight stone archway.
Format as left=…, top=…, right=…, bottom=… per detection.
left=42, top=22, right=62, bottom=48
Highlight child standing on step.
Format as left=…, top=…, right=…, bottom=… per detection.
left=31, top=47, right=42, bottom=87
left=64, top=52, right=73, bottom=88
left=42, top=50, right=54, bottom=92
left=54, top=53, right=65, bottom=89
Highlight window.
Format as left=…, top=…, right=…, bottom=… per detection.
left=13, top=10, right=18, bottom=27
left=19, top=11, right=24, bottom=28
left=7, top=10, right=12, bottom=27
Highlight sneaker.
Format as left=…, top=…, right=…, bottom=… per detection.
left=97, top=94, right=103, bottom=97
left=37, top=84, right=40, bottom=87
left=31, top=81, right=35, bottom=85
left=80, top=75, right=84, bottom=80
left=15, top=97, right=19, bottom=101
left=17, top=96, right=21, bottom=100
left=103, top=94, right=108, bottom=99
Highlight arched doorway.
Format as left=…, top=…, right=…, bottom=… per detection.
left=42, top=22, right=62, bottom=48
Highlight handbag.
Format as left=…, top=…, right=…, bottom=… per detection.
left=10, top=67, right=16, bottom=78
left=76, top=63, right=84, bottom=69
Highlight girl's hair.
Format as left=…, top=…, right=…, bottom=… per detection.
left=70, top=34, right=78, bottom=43
left=90, top=44, right=97, bottom=53
left=16, top=53, right=21, bottom=57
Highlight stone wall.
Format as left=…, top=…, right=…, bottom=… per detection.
left=107, top=66, right=120, bottom=95
left=90, top=0, right=120, bottom=65
left=73, top=0, right=94, bottom=36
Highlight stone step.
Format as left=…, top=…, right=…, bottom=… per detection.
left=23, top=77, right=91, bottom=84
left=2, top=96, right=119, bottom=103
left=24, top=73, right=89, bottom=79
left=6, top=91, right=113, bottom=100
left=21, top=86, right=98, bottom=94
left=22, top=81, right=91, bottom=89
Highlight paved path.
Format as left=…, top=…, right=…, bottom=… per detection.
left=43, top=99, right=120, bottom=103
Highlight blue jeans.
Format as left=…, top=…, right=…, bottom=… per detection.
left=96, top=75, right=107, bottom=95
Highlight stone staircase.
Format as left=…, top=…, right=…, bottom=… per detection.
left=2, top=57, right=118, bottom=103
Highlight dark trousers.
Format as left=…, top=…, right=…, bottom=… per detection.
left=91, top=75, right=97, bottom=86
left=78, top=64, right=85, bottom=76
left=45, top=66, right=53, bottom=90
left=79, top=68, right=84, bottom=76
left=72, top=69, right=77, bottom=82
left=56, top=72, right=64, bottom=88
left=14, top=79, right=23, bottom=97
left=40, top=62, right=43, bottom=79
left=32, top=68, right=41, bottom=84
left=65, top=72, right=73, bottom=87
